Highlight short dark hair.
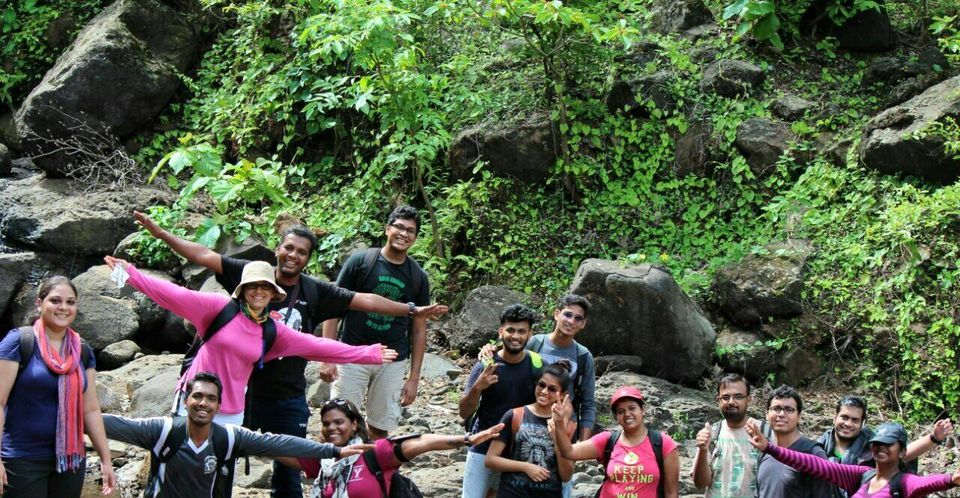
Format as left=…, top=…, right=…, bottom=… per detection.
left=387, top=205, right=420, bottom=233
left=836, top=395, right=867, bottom=417
left=767, top=385, right=803, bottom=414
left=717, top=373, right=751, bottom=395
left=186, top=371, right=223, bottom=400
left=557, top=294, right=591, bottom=317
left=540, top=359, right=573, bottom=392
left=500, top=304, right=539, bottom=326
left=280, top=224, right=318, bottom=256
left=37, top=276, right=77, bottom=301
left=321, top=398, right=371, bottom=443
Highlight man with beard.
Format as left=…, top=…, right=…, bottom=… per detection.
left=459, top=304, right=543, bottom=498
left=816, top=395, right=954, bottom=498
left=757, top=385, right=831, bottom=498
left=132, top=211, right=445, bottom=498
left=693, top=373, right=769, bottom=498
left=101, top=372, right=371, bottom=498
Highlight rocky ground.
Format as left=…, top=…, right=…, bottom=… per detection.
left=74, top=349, right=960, bottom=498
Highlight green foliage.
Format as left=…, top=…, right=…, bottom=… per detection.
left=721, top=0, right=879, bottom=50
left=0, top=0, right=107, bottom=107
left=931, top=15, right=960, bottom=65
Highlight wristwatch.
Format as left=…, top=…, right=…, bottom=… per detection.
left=930, top=433, right=945, bottom=446
left=407, top=302, right=416, bottom=317
left=464, top=434, right=472, bottom=446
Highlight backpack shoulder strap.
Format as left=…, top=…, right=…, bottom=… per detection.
left=527, top=351, right=544, bottom=384
left=511, top=407, right=524, bottom=438
left=17, top=326, right=34, bottom=374
left=355, top=247, right=382, bottom=291
left=648, top=430, right=665, bottom=498
left=211, top=423, right=233, bottom=464
left=155, top=417, right=188, bottom=462
left=602, top=429, right=621, bottom=467
left=528, top=334, right=545, bottom=353
left=405, top=255, right=426, bottom=299
left=256, top=318, right=278, bottom=369
left=207, top=300, right=242, bottom=342
left=300, top=275, right=320, bottom=332
left=362, top=449, right=389, bottom=498
left=860, top=468, right=878, bottom=487
left=710, top=420, right=722, bottom=448
left=888, top=472, right=904, bottom=498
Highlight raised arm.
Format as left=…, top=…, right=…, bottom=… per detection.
left=459, top=362, right=495, bottom=420
left=102, top=414, right=166, bottom=449
left=347, top=293, right=448, bottom=320
left=901, top=472, right=957, bottom=496
left=103, top=256, right=227, bottom=332
left=134, top=211, right=223, bottom=273
left=82, top=368, right=116, bottom=495
left=236, top=426, right=356, bottom=459
left=691, top=422, right=713, bottom=489
left=551, top=396, right=598, bottom=461
left=397, top=424, right=504, bottom=461
left=268, top=324, right=396, bottom=365
left=904, top=418, right=953, bottom=462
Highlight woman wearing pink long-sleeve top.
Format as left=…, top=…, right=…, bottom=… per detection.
left=103, top=256, right=397, bottom=425
left=745, top=419, right=959, bottom=498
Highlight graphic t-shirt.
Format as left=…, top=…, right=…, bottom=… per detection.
left=298, top=438, right=401, bottom=497
left=0, top=328, right=95, bottom=459
left=590, top=430, right=678, bottom=498
left=464, top=352, right=538, bottom=454
left=219, top=256, right=355, bottom=399
left=335, top=250, right=429, bottom=361
left=496, top=407, right=564, bottom=498
left=706, top=420, right=762, bottom=498
left=525, top=335, right=597, bottom=431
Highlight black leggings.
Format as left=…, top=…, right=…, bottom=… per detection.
left=3, top=457, right=86, bottom=498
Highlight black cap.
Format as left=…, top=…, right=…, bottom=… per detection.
left=868, top=422, right=908, bottom=448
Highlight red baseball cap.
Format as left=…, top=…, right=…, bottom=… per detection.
left=610, top=386, right=645, bottom=410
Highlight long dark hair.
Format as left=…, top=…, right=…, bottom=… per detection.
left=321, top=398, right=371, bottom=443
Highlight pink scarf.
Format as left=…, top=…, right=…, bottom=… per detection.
left=34, top=319, right=86, bottom=472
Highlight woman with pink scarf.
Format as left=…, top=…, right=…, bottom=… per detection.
left=0, top=276, right=116, bottom=497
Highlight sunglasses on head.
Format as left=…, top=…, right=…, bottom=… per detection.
left=322, top=398, right=355, bottom=414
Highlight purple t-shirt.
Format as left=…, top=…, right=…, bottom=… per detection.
left=0, top=328, right=95, bottom=459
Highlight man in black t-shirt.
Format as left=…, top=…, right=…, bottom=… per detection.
left=320, top=205, right=431, bottom=440
left=132, top=211, right=447, bottom=498
left=459, top=304, right=541, bottom=498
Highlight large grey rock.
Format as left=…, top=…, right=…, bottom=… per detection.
left=129, top=367, right=181, bottom=418
left=776, top=347, right=824, bottom=386
left=0, top=113, right=18, bottom=151
left=448, top=113, right=557, bottom=183
left=0, top=252, right=36, bottom=318
left=74, top=295, right=139, bottom=350
left=715, top=328, right=776, bottom=382
left=97, top=353, right=183, bottom=414
left=442, top=286, right=529, bottom=354
left=699, top=60, right=765, bottom=98
left=594, top=355, right=644, bottom=375
left=98, top=340, right=141, bottom=369
left=0, top=174, right=170, bottom=256
left=15, top=0, right=198, bottom=175
left=735, top=117, right=796, bottom=176
left=594, top=371, right=716, bottom=437
left=859, top=75, right=960, bottom=182
left=72, top=264, right=191, bottom=351
left=606, top=72, right=677, bottom=116
left=569, top=259, right=716, bottom=384
left=673, top=121, right=713, bottom=177
left=649, top=0, right=714, bottom=34
left=712, top=240, right=812, bottom=328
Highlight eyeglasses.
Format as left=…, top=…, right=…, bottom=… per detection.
left=389, top=223, right=418, bottom=236
left=768, top=406, right=797, bottom=414
left=246, top=282, right=275, bottom=292
left=560, top=310, right=585, bottom=322
left=536, top=380, right=561, bottom=394
left=717, top=394, right=748, bottom=402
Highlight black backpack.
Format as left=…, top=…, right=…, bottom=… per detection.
left=860, top=469, right=904, bottom=497
left=16, top=326, right=91, bottom=374
left=180, top=300, right=277, bottom=376
left=362, top=441, right=424, bottom=498
left=146, top=417, right=236, bottom=498
left=594, top=429, right=665, bottom=498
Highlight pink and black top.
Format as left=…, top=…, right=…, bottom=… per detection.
left=766, top=444, right=955, bottom=498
